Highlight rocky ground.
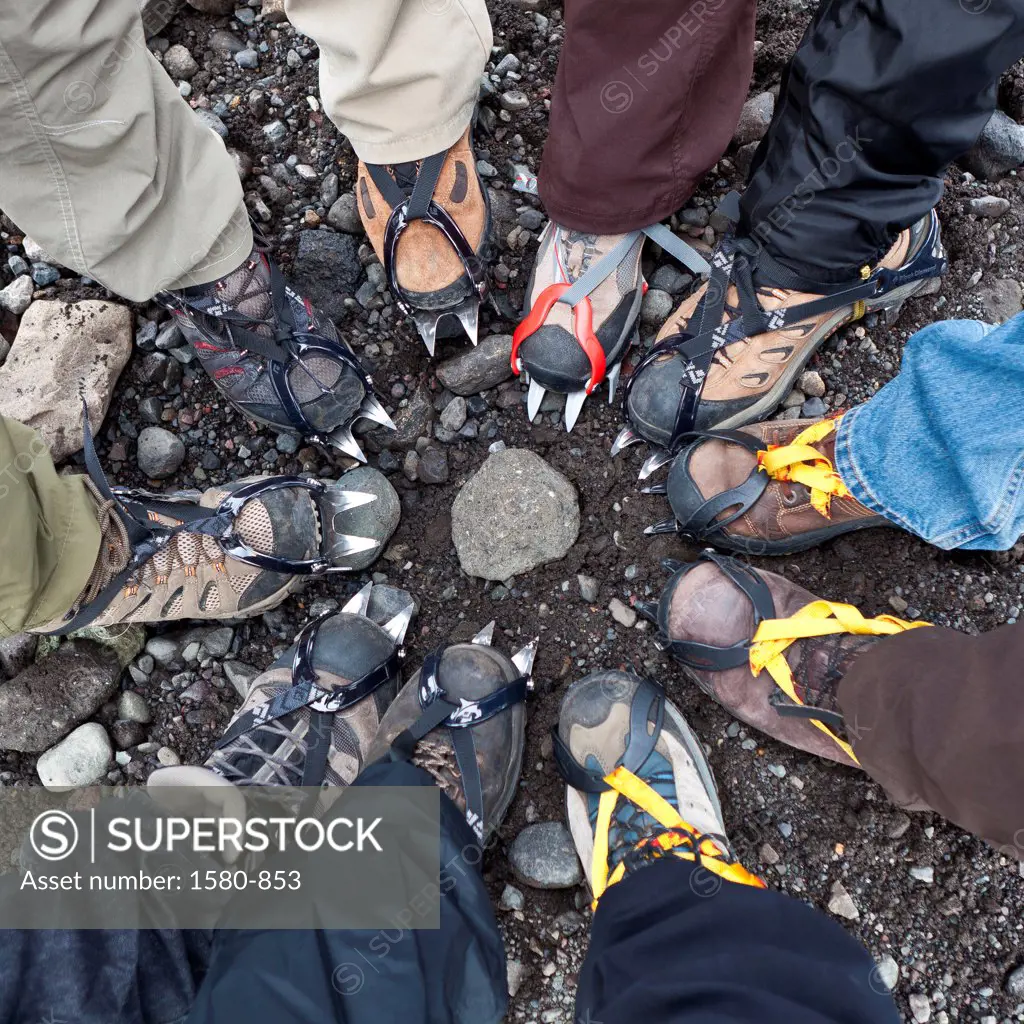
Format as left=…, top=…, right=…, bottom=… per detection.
left=1, top=0, right=1024, bottom=1021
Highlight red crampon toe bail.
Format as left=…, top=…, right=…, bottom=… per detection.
left=511, top=283, right=607, bottom=395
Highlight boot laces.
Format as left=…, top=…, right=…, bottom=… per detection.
left=411, top=737, right=465, bottom=811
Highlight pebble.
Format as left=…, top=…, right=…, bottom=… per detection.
left=909, top=993, right=932, bottom=1023
left=440, top=396, right=468, bottom=432
left=1003, top=963, right=1024, bottom=997
left=650, top=265, right=693, bottom=294
left=21, top=237, right=48, bottom=262
left=970, top=195, right=1011, bottom=218
left=436, top=334, right=514, bottom=395
left=145, top=637, right=180, bottom=666
left=798, top=370, right=826, bottom=397
left=608, top=597, right=636, bottom=628
left=640, top=287, right=673, bottom=326
left=417, top=446, right=449, bottom=485
left=163, top=43, right=198, bottom=79
left=507, top=960, right=530, bottom=999
left=235, top=48, right=259, bottom=68
left=137, top=426, right=186, bottom=479
left=500, top=90, right=530, bottom=111
left=828, top=881, right=859, bottom=920
left=801, top=396, right=827, bottom=418
left=509, top=822, right=583, bottom=889
left=37, top=723, right=112, bottom=790
left=518, top=208, right=545, bottom=231
left=476, top=160, right=498, bottom=178
left=327, top=193, right=363, bottom=234
left=156, top=746, right=181, bottom=766
left=767, top=764, right=786, bottom=779
left=500, top=883, right=525, bottom=911
left=118, top=691, right=152, bottom=724
left=577, top=575, right=598, bottom=602
left=111, top=719, right=146, bottom=750
left=961, top=110, right=1024, bottom=181
left=0, top=275, right=34, bottom=315
left=262, top=119, right=287, bottom=144
left=875, top=954, right=900, bottom=992
left=909, top=865, right=934, bottom=884
left=7, top=255, right=28, bottom=277
left=977, top=277, right=1023, bottom=323
left=224, top=661, right=259, bottom=698
left=30, top=262, right=59, bottom=286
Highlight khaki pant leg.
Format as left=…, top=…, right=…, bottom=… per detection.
left=0, top=0, right=252, bottom=301
left=286, top=0, right=492, bottom=164
left=0, top=417, right=98, bottom=637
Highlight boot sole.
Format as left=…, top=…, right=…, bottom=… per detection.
left=696, top=515, right=892, bottom=556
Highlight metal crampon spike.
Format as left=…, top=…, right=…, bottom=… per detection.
left=643, top=518, right=678, bottom=536
left=328, top=490, right=377, bottom=515
left=526, top=378, right=546, bottom=422
left=327, top=534, right=380, bottom=559
left=357, top=393, right=396, bottom=431
left=327, top=426, right=368, bottom=464
left=341, top=581, right=373, bottom=616
left=471, top=620, right=496, bottom=646
left=638, top=449, right=673, bottom=481
left=634, top=599, right=659, bottom=623
left=510, top=637, right=539, bottom=688
left=382, top=602, right=416, bottom=645
left=564, top=389, right=587, bottom=433
left=413, top=312, right=440, bottom=357
left=610, top=425, right=642, bottom=457
left=640, top=481, right=668, bottom=496
left=453, top=298, right=480, bottom=346
left=606, top=362, right=622, bottom=405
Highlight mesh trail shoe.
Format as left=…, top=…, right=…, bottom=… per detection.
left=160, top=239, right=394, bottom=462
left=32, top=429, right=400, bottom=634
left=357, top=127, right=491, bottom=355
left=511, top=223, right=709, bottom=432
left=149, top=583, right=415, bottom=791
left=365, top=621, right=534, bottom=843
left=638, top=552, right=931, bottom=766
left=614, top=209, right=946, bottom=479
left=642, top=417, right=887, bottom=553
left=552, top=671, right=764, bottom=906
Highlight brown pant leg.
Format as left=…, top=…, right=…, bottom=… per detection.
left=838, top=623, right=1024, bottom=854
left=538, top=0, right=757, bottom=234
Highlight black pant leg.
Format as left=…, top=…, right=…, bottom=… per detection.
left=187, top=761, right=507, bottom=1024
left=740, top=0, right=1024, bottom=283
left=575, top=858, right=898, bottom=1024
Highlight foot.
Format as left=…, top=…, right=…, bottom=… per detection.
left=512, top=225, right=644, bottom=431
left=357, top=127, right=490, bottom=354
left=639, top=553, right=930, bottom=765
left=33, top=462, right=400, bottom=633
left=149, top=584, right=415, bottom=790
left=619, top=211, right=944, bottom=457
left=643, top=417, right=886, bottom=553
left=365, top=623, right=533, bottom=842
left=162, top=241, right=393, bottom=461
left=554, top=671, right=763, bottom=904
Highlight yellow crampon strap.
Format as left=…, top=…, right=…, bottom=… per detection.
left=749, top=600, right=932, bottom=764
left=757, top=418, right=850, bottom=517
left=851, top=263, right=871, bottom=321
left=589, top=765, right=764, bottom=907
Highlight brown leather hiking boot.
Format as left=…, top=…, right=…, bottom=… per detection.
left=614, top=210, right=945, bottom=477
left=638, top=553, right=931, bottom=766
left=357, top=127, right=490, bottom=354
left=643, top=417, right=887, bottom=554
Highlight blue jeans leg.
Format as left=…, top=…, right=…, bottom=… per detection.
left=834, top=312, right=1024, bottom=550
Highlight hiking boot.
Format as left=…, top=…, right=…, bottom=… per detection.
left=512, top=222, right=708, bottom=432
left=553, top=671, right=763, bottom=905
left=642, top=417, right=887, bottom=554
left=149, top=583, right=415, bottom=791
left=357, top=127, right=491, bottom=355
left=614, top=210, right=945, bottom=478
left=365, top=622, right=534, bottom=842
left=638, top=552, right=931, bottom=766
left=161, top=240, right=393, bottom=462
left=32, top=450, right=400, bottom=634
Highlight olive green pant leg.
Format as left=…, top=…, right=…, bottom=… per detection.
left=0, top=417, right=98, bottom=637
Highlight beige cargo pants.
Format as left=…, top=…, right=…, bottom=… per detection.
left=0, top=0, right=491, bottom=302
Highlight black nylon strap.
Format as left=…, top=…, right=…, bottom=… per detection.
left=388, top=697, right=456, bottom=762
left=407, top=151, right=446, bottom=221
left=451, top=725, right=484, bottom=839
left=301, top=710, right=334, bottom=787
left=769, top=691, right=846, bottom=732
left=365, top=162, right=408, bottom=209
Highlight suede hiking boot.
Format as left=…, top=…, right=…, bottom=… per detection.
left=161, top=240, right=393, bottom=462
left=33, top=441, right=400, bottom=633
left=512, top=222, right=708, bottom=433
left=357, top=127, right=491, bottom=355
left=149, top=583, right=415, bottom=791
left=553, top=671, right=763, bottom=905
left=642, top=417, right=887, bottom=554
left=614, top=210, right=945, bottom=479
left=365, top=622, right=534, bottom=842
left=638, top=552, right=931, bottom=766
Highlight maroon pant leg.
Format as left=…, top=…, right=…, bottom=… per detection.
left=838, top=622, right=1024, bottom=854
left=538, top=0, right=757, bottom=235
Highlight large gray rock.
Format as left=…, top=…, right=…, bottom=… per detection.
left=509, top=822, right=583, bottom=889
left=961, top=110, right=1024, bottom=181
left=435, top=334, right=515, bottom=395
left=0, top=300, right=132, bottom=462
left=37, top=723, right=113, bottom=790
left=291, top=231, right=361, bottom=322
left=0, top=641, right=122, bottom=752
left=452, top=448, right=579, bottom=580
left=978, top=277, right=1024, bottom=323
left=733, top=91, right=775, bottom=146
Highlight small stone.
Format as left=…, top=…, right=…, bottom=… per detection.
left=145, top=637, right=180, bottom=666
left=500, top=90, right=530, bottom=112
left=440, top=396, right=468, bottom=432
left=224, top=661, right=259, bottom=698
left=961, top=110, right=1024, bottom=181
left=6, top=255, right=28, bottom=277
left=0, top=276, right=34, bottom=315
left=500, top=883, right=525, bottom=911
left=640, top=288, right=673, bottom=326
left=326, top=193, right=363, bottom=234
left=1003, top=964, right=1024, bottom=997
left=118, top=691, right=152, bottom=724
left=908, top=993, right=931, bottom=1023
left=506, top=960, right=530, bottom=999
left=275, top=432, right=300, bottom=454
left=163, top=43, right=199, bottom=79
left=37, top=723, right=112, bottom=790
left=650, top=265, right=693, bottom=295
left=517, top=208, right=545, bottom=231
left=494, top=53, right=521, bottom=76
left=828, top=881, right=859, bottom=920
left=21, top=237, right=49, bottom=262
left=608, top=597, right=636, bottom=628
left=262, top=119, right=287, bottom=145
left=909, top=865, right=934, bottom=884
left=235, top=48, right=259, bottom=69
left=294, top=164, right=318, bottom=182
left=156, top=746, right=181, bottom=766
left=875, top=954, right=900, bottom=992
left=509, top=822, right=583, bottom=889
left=436, top=334, right=515, bottom=395
left=798, top=370, right=826, bottom=397
left=111, top=719, right=146, bottom=750
left=577, top=575, right=599, bottom=603
left=733, top=91, right=775, bottom=146
left=767, top=763, right=786, bottom=779
left=292, top=231, right=361, bottom=322
left=137, top=426, right=186, bottom=478
left=402, top=450, right=420, bottom=482
left=476, top=160, right=498, bottom=178
left=760, top=843, right=780, bottom=865
left=888, top=594, right=909, bottom=614
left=418, top=446, right=449, bottom=485
left=30, top=262, right=60, bottom=286
left=0, top=633, right=35, bottom=678
left=970, top=195, right=1011, bottom=217
left=801, top=396, right=827, bottom=418
left=209, top=29, right=247, bottom=52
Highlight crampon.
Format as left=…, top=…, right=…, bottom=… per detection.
left=511, top=223, right=709, bottom=433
